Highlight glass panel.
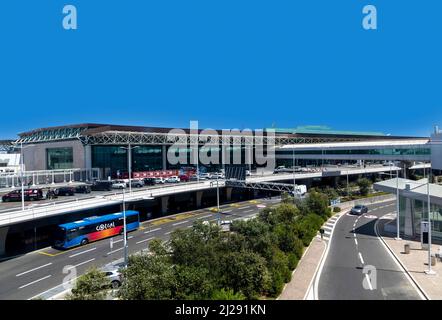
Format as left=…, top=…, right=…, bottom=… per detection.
left=46, top=147, right=73, bottom=170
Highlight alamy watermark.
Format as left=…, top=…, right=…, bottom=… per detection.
left=166, top=121, right=275, bottom=171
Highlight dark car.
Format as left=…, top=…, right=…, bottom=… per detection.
left=350, top=205, right=368, bottom=215
left=2, top=188, right=44, bottom=202
left=74, top=185, right=91, bottom=194
left=143, top=178, right=156, bottom=186
left=90, top=180, right=113, bottom=191
left=56, top=186, right=76, bottom=196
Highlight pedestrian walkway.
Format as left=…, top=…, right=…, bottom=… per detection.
left=278, top=212, right=341, bottom=300
left=379, top=218, right=442, bottom=300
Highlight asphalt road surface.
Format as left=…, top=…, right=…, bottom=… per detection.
left=318, top=201, right=423, bottom=300
left=0, top=197, right=281, bottom=300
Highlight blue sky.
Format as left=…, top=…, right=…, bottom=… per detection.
left=0, top=0, right=441, bottom=138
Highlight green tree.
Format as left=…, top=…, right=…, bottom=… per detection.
left=67, top=266, right=109, bottom=300
left=117, top=253, right=175, bottom=300
left=304, top=190, right=331, bottom=218
left=357, top=178, right=372, bottom=196
left=217, top=250, right=271, bottom=299
left=172, top=265, right=215, bottom=299
left=211, top=288, right=246, bottom=300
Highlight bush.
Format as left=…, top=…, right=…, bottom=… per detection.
left=67, top=267, right=109, bottom=300
left=333, top=207, right=341, bottom=213
left=211, top=288, right=246, bottom=300
left=287, top=253, right=299, bottom=270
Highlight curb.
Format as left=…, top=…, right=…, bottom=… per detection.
left=375, top=217, right=430, bottom=300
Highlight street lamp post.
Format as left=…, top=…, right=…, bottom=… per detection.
left=120, top=144, right=139, bottom=194
left=425, top=170, right=436, bottom=274
left=18, top=142, right=35, bottom=211
left=216, top=175, right=220, bottom=225
left=292, top=148, right=296, bottom=202
left=20, top=142, right=25, bottom=211
left=122, top=187, right=128, bottom=267
left=395, top=167, right=401, bottom=240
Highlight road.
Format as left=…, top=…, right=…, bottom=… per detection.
left=318, top=201, right=423, bottom=300
left=0, top=197, right=281, bottom=300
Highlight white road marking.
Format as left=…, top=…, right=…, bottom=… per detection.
left=107, top=247, right=124, bottom=255
left=365, top=274, right=373, bottom=290
left=243, top=209, right=254, bottom=213
left=353, top=232, right=356, bottom=237
left=19, top=275, right=52, bottom=289
left=69, top=247, right=96, bottom=258
left=240, top=206, right=251, bottom=209
left=114, top=236, right=134, bottom=244
left=16, top=263, right=53, bottom=277
left=355, top=238, right=358, bottom=246
left=358, top=252, right=364, bottom=264
left=172, top=220, right=189, bottom=226
left=65, top=258, right=95, bottom=271
left=136, top=237, right=154, bottom=244
left=144, top=227, right=162, bottom=234
left=165, top=231, right=173, bottom=235
left=197, top=215, right=212, bottom=219
left=223, top=210, right=232, bottom=213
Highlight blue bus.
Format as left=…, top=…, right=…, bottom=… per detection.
left=54, top=210, right=140, bottom=249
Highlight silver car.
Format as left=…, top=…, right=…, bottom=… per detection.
left=350, top=205, right=368, bottom=215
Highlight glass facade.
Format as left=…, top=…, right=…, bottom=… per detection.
left=91, top=146, right=128, bottom=175
left=132, top=146, right=163, bottom=171
left=276, top=148, right=431, bottom=156
left=46, top=147, right=73, bottom=170
left=399, top=195, right=442, bottom=240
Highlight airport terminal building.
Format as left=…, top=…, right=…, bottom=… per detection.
left=11, top=123, right=432, bottom=179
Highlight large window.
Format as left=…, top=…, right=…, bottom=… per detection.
left=46, top=147, right=73, bottom=170
left=92, top=146, right=128, bottom=175
left=132, top=146, right=163, bottom=171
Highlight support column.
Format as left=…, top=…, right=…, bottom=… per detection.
left=162, top=145, right=167, bottom=170
left=196, top=191, right=203, bottom=208
left=84, top=145, right=92, bottom=182
left=226, top=187, right=232, bottom=201
left=0, top=226, right=9, bottom=257
left=161, top=196, right=169, bottom=214
left=404, top=198, right=414, bottom=237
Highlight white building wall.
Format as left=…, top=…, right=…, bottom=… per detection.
left=22, top=140, right=86, bottom=171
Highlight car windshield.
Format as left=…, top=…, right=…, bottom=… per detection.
left=354, top=205, right=363, bottom=209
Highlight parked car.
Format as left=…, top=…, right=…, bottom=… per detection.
left=178, top=175, right=189, bottom=182
left=101, top=266, right=123, bottom=289
left=350, top=205, right=368, bottom=215
left=112, top=180, right=127, bottom=189
left=273, top=166, right=286, bottom=174
left=90, top=180, right=113, bottom=191
left=2, top=188, right=44, bottom=202
left=154, top=177, right=165, bottom=184
left=143, top=178, right=156, bottom=186
left=128, top=179, right=144, bottom=188
left=56, top=186, right=76, bottom=196
left=74, top=185, right=91, bottom=194
left=199, top=173, right=212, bottom=179
left=165, top=176, right=180, bottom=183
left=209, top=172, right=225, bottom=179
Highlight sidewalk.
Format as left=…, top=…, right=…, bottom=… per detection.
left=379, top=219, right=442, bottom=300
